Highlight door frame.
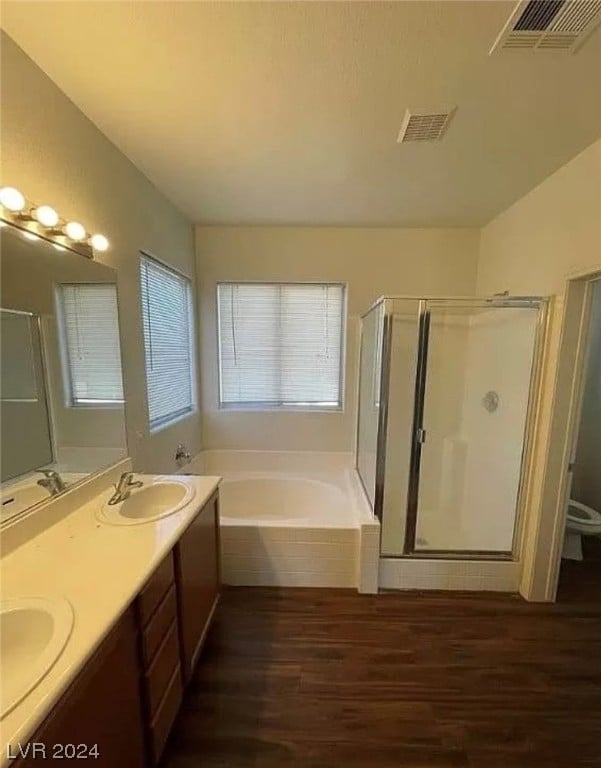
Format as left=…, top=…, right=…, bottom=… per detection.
left=528, top=267, right=601, bottom=601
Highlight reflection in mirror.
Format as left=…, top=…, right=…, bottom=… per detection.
left=1, top=223, right=127, bottom=524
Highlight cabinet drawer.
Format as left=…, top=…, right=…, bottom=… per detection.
left=138, top=553, right=174, bottom=627
left=145, top=620, right=180, bottom=719
left=142, top=585, right=177, bottom=667
left=150, top=666, right=182, bottom=764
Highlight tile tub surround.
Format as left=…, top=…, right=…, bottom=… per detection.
left=184, top=451, right=379, bottom=593
left=220, top=474, right=379, bottom=592
left=0, top=473, right=221, bottom=767
left=221, top=526, right=360, bottom=589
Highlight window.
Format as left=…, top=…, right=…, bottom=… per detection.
left=58, top=284, right=124, bottom=405
left=140, top=254, right=195, bottom=430
left=217, top=282, right=345, bottom=409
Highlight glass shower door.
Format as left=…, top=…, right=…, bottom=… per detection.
left=409, top=301, right=541, bottom=555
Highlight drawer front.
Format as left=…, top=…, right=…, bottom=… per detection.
left=142, top=585, right=177, bottom=668
left=150, top=666, right=183, bottom=765
left=138, top=553, right=174, bottom=627
left=145, top=620, right=180, bottom=719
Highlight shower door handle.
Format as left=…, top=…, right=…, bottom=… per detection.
left=417, top=428, right=427, bottom=444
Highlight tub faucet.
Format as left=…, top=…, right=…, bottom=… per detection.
left=37, top=469, right=66, bottom=496
left=175, top=443, right=191, bottom=468
left=108, top=472, right=143, bottom=506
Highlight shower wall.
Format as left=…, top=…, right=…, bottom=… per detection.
left=459, top=310, right=538, bottom=551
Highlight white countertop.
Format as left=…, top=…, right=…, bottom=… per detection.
left=0, top=473, right=221, bottom=765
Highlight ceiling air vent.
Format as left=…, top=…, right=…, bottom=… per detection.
left=490, top=0, right=601, bottom=54
left=397, top=108, right=456, bottom=143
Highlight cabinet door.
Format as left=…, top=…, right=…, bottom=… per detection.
left=175, top=492, right=220, bottom=681
left=14, top=608, right=145, bottom=767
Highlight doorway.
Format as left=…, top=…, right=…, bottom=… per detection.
left=532, top=269, right=601, bottom=602
left=557, top=278, right=601, bottom=600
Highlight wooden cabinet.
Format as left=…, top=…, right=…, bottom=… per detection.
left=175, top=490, right=220, bottom=682
left=12, top=491, right=220, bottom=767
left=13, top=609, right=146, bottom=768
left=135, top=552, right=183, bottom=766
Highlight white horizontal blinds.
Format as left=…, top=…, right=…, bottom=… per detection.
left=60, top=284, right=124, bottom=404
left=280, top=284, right=343, bottom=404
left=140, top=256, right=194, bottom=429
left=218, top=283, right=344, bottom=407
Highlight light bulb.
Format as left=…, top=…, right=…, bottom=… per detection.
left=0, top=187, right=26, bottom=212
left=23, top=231, right=39, bottom=241
left=90, top=233, right=109, bottom=252
left=64, top=221, right=86, bottom=240
left=34, top=205, right=59, bottom=228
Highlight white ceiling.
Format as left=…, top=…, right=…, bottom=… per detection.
left=2, top=1, right=601, bottom=226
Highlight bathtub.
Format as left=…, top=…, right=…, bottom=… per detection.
left=183, top=452, right=379, bottom=592
left=219, top=471, right=360, bottom=527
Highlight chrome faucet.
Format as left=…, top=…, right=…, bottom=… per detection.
left=36, top=469, right=66, bottom=496
left=108, top=472, right=143, bottom=506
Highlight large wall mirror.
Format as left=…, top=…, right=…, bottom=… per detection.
left=1, top=222, right=127, bottom=524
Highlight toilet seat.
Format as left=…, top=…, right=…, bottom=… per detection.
left=566, top=499, right=601, bottom=535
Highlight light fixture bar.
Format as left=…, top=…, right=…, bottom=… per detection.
left=0, top=185, right=110, bottom=258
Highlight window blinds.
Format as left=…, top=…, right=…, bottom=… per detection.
left=140, top=255, right=194, bottom=430
left=59, top=284, right=124, bottom=404
left=217, top=283, right=345, bottom=408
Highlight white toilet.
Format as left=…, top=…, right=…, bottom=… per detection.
left=562, top=499, right=601, bottom=561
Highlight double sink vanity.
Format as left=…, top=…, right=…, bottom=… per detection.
left=0, top=205, right=223, bottom=764
left=0, top=469, right=221, bottom=767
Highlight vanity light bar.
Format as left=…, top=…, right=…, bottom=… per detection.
left=0, top=186, right=110, bottom=255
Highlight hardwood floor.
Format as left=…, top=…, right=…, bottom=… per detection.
left=162, top=578, right=601, bottom=768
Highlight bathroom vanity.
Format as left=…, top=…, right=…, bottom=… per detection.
left=0, top=214, right=221, bottom=766
left=1, top=474, right=220, bottom=768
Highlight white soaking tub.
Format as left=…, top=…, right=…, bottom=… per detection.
left=183, top=451, right=379, bottom=592
left=219, top=473, right=352, bottom=527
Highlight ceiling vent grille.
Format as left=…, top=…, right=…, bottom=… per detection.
left=490, top=0, right=601, bottom=53
left=397, top=108, right=456, bottom=143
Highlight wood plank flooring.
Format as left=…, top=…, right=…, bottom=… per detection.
left=162, top=562, right=601, bottom=768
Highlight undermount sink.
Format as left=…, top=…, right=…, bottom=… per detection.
left=97, top=480, right=195, bottom=526
left=0, top=597, right=74, bottom=719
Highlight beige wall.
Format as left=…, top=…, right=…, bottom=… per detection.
left=477, top=137, right=601, bottom=598
left=1, top=33, right=201, bottom=473
left=196, top=225, right=479, bottom=452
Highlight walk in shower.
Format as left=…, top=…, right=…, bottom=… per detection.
left=356, top=296, right=549, bottom=560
